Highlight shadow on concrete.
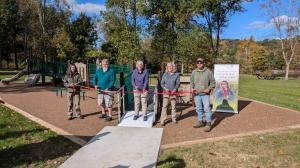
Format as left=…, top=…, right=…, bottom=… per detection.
left=85, top=131, right=111, bottom=145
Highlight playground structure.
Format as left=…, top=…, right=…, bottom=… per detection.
left=0, top=68, right=27, bottom=84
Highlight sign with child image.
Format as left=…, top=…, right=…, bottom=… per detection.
left=212, top=64, right=239, bottom=113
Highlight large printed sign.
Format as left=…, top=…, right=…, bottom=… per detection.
left=212, top=64, right=239, bottom=113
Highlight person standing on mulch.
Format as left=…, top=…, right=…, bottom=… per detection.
left=191, top=58, right=215, bottom=132
left=131, top=60, right=149, bottom=121
left=160, top=62, right=180, bottom=126
left=63, top=63, right=84, bottom=120
left=94, top=59, right=115, bottom=121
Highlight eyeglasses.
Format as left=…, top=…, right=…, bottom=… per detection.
left=196, top=61, right=204, bottom=64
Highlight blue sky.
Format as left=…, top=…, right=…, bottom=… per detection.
left=69, top=0, right=276, bottom=41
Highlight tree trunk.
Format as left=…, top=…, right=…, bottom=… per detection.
left=284, top=63, right=290, bottom=80
left=14, top=51, right=18, bottom=69
left=181, top=64, right=184, bottom=74
left=0, top=48, right=2, bottom=69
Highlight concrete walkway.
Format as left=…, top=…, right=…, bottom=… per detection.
left=59, top=126, right=163, bottom=168
left=118, top=111, right=155, bottom=128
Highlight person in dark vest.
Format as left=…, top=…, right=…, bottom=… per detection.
left=63, top=63, right=83, bottom=120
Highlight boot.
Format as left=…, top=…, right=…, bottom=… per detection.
left=193, top=121, right=205, bottom=128
left=204, top=122, right=211, bottom=132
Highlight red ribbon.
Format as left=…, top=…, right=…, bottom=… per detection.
left=76, top=86, right=196, bottom=95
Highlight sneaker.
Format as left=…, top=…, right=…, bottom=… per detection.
left=160, top=122, right=165, bottom=127
left=204, top=122, right=212, bottom=132
left=172, top=120, right=177, bottom=124
left=99, top=113, right=107, bottom=118
left=143, top=116, right=148, bottom=121
left=105, top=116, right=112, bottom=121
left=193, top=121, right=205, bottom=128
left=133, top=115, right=139, bottom=120
left=68, top=116, right=73, bottom=120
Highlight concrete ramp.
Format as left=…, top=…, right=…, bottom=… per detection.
left=59, top=126, right=163, bottom=168
left=118, top=111, right=155, bottom=128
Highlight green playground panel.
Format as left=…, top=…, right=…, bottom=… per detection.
left=88, top=63, right=133, bottom=106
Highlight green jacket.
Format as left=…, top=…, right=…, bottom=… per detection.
left=63, top=73, right=83, bottom=92
left=190, top=67, right=215, bottom=94
left=93, top=67, right=115, bottom=92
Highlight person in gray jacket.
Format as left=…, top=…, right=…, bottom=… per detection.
left=191, top=58, right=215, bottom=132
left=160, top=62, right=180, bottom=126
left=63, top=63, right=83, bottom=120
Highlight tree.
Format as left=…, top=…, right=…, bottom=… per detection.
left=218, top=39, right=238, bottom=64
left=51, top=28, right=75, bottom=60
left=250, top=46, right=269, bottom=72
left=175, top=26, right=211, bottom=70
left=101, top=0, right=142, bottom=64
left=235, top=37, right=257, bottom=73
left=0, top=0, right=21, bottom=69
left=67, top=13, right=97, bottom=61
left=143, top=0, right=193, bottom=62
left=193, top=0, right=244, bottom=64
left=262, top=0, right=300, bottom=80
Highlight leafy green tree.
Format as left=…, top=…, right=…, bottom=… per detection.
left=143, top=0, right=193, bottom=62
left=51, top=28, right=75, bottom=60
left=101, top=0, right=141, bottom=64
left=250, top=46, right=269, bottom=72
left=193, top=0, right=244, bottom=64
left=0, top=0, right=21, bottom=69
left=67, top=13, right=97, bottom=61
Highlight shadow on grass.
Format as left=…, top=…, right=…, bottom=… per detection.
left=0, top=128, right=46, bottom=140
left=157, top=155, right=186, bottom=168
left=0, top=135, right=80, bottom=168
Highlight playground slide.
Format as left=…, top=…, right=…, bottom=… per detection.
left=1, top=68, right=26, bottom=85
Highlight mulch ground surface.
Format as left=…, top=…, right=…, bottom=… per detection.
left=1, top=83, right=300, bottom=145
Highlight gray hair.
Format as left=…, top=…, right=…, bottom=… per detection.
left=136, top=60, right=144, bottom=68
left=102, top=59, right=109, bottom=64
left=166, top=62, right=176, bottom=72
left=166, top=62, right=175, bottom=67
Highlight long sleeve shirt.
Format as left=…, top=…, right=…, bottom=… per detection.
left=131, top=69, right=149, bottom=90
left=161, top=72, right=180, bottom=91
left=190, top=67, right=215, bottom=94
left=94, top=67, right=115, bottom=91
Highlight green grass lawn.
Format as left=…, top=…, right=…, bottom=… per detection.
left=239, top=74, right=300, bottom=112
left=158, top=129, right=300, bottom=168
left=0, top=105, right=80, bottom=168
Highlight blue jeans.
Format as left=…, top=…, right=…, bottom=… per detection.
left=194, top=94, right=212, bottom=123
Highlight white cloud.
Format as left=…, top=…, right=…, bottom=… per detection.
left=246, top=15, right=299, bottom=29
left=66, top=0, right=106, bottom=14
left=246, top=21, right=271, bottom=29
